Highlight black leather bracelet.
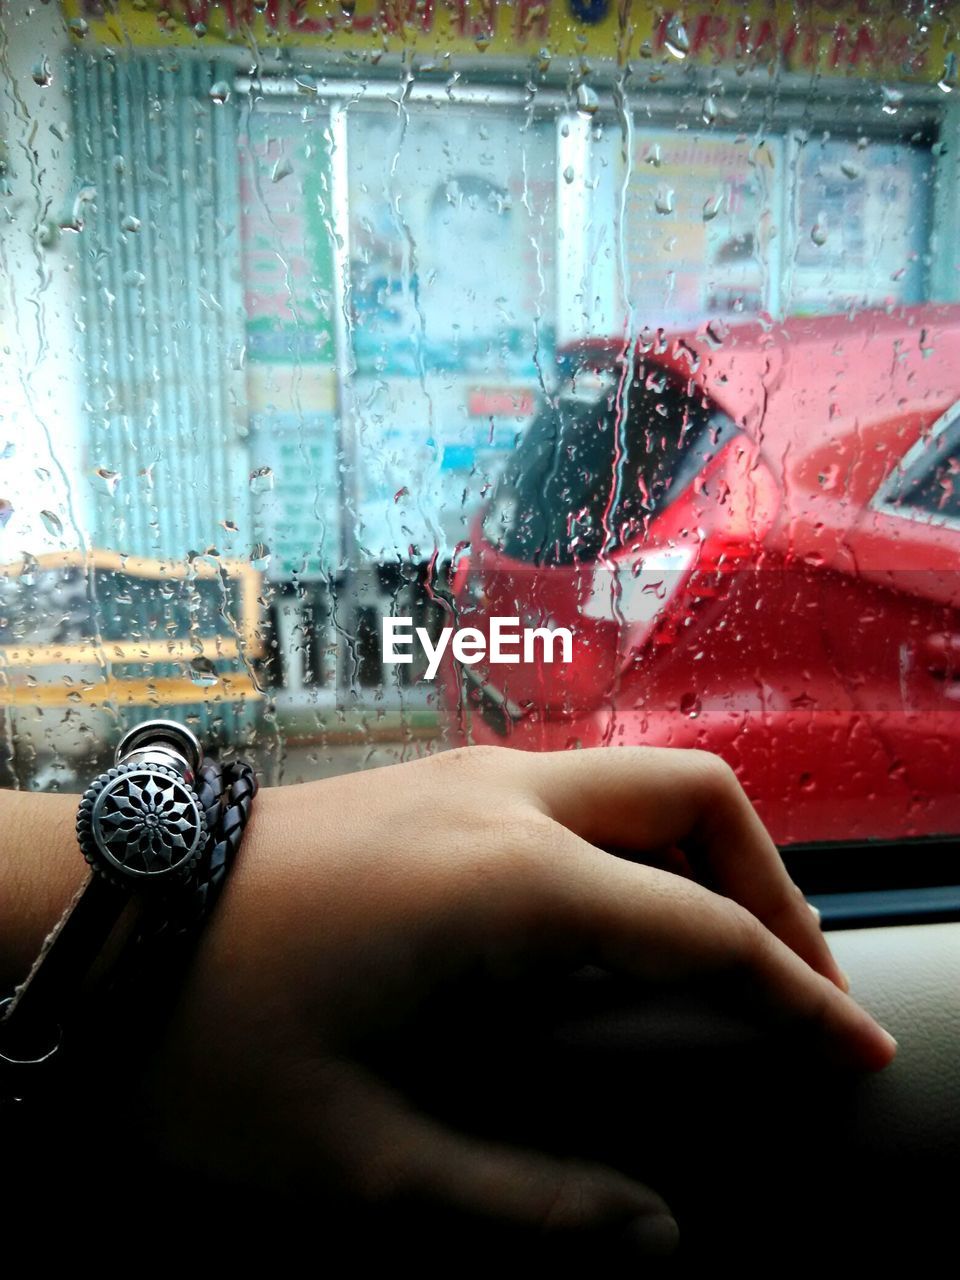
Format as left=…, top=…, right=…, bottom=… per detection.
left=0, top=720, right=257, bottom=1103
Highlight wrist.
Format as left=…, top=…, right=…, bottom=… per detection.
left=2, top=735, right=259, bottom=1090
left=0, top=789, right=88, bottom=992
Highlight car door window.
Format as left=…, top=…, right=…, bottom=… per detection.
left=487, top=370, right=726, bottom=565
left=876, top=401, right=960, bottom=527
left=1, top=2, right=957, bottom=854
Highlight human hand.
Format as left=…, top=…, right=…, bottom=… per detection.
left=133, top=746, right=895, bottom=1260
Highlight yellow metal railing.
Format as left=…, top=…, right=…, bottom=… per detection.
left=0, top=549, right=264, bottom=709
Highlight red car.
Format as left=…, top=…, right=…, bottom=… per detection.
left=443, top=306, right=960, bottom=846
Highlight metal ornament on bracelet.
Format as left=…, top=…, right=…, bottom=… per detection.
left=0, top=721, right=221, bottom=1080
left=77, top=721, right=208, bottom=884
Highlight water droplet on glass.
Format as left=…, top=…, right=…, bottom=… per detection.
left=537, top=48, right=551, bottom=74
left=840, top=160, right=860, bottom=180
left=40, top=510, right=63, bottom=538
left=31, top=57, right=52, bottom=87
left=563, top=165, right=575, bottom=184
left=121, top=214, right=141, bottom=233
left=220, top=519, right=239, bottom=533
left=749, top=142, right=775, bottom=171
left=702, top=193, right=724, bottom=221
left=673, top=338, right=700, bottom=372
left=250, top=542, right=271, bottom=571
left=0, top=441, right=14, bottom=460
left=189, top=658, right=220, bottom=688
left=704, top=317, right=729, bottom=348
left=881, top=85, right=903, bottom=114
left=576, top=84, right=599, bottom=115
left=680, top=692, right=701, bottom=718
left=655, top=186, right=675, bottom=216
left=193, top=21, right=208, bottom=37
left=702, top=96, right=718, bottom=124
left=249, top=466, right=274, bottom=494
left=0, top=498, right=13, bottom=529
left=67, top=17, right=89, bottom=37
left=122, top=269, right=145, bottom=288
left=271, top=156, right=294, bottom=183
left=59, top=186, right=96, bottom=236
left=939, top=53, right=958, bottom=93
left=394, top=486, right=410, bottom=503
left=810, top=222, right=828, bottom=247
left=210, top=81, right=231, bottom=106
left=94, top=467, right=121, bottom=495
left=645, top=143, right=662, bottom=167
left=664, top=16, right=689, bottom=58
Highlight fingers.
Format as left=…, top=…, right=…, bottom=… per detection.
left=326, top=1066, right=679, bottom=1262
left=537, top=830, right=896, bottom=1074
left=517, top=746, right=846, bottom=991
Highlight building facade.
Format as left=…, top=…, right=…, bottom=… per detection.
left=58, top=0, right=960, bottom=702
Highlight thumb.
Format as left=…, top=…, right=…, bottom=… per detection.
left=416, top=1133, right=680, bottom=1259
left=338, top=1083, right=679, bottom=1260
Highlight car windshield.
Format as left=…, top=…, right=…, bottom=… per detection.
left=1, top=2, right=957, bottom=856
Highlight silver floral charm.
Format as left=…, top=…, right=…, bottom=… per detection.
left=77, top=761, right=207, bottom=882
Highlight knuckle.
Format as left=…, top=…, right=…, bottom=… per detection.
left=539, top=1161, right=635, bottom=1235
left=345, top=1142, right=411, bottom=1209
left=437, top=743, right=517, bottom=775
left=539, top=1161, right=598, bottom=1234
left=450, top=804, right=561, bottom=907
left=757, top=880, right=814, bottom=942
left=514, top=803, right=561, bottom=848
left=767, top=878, right=810, bottom=929
left=472, top=808, right=579, bottom=937
left=805, top=978, right=835, bottom=1037
left=725, top=900, right=769, bottom=971
left=687, top=749, right=740, bottom=800
left=495, top=806, right=562, bottom=879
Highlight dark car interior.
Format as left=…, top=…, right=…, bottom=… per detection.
left=6, top=846, right=956, bottom=1273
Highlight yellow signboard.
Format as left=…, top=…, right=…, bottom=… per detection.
left=62, top=1, right=952, bottom=83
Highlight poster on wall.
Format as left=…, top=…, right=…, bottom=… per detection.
left=344, top=106, right=554, bottom=562
left=606, top=128, right=783, bottom=325
left=351, top=375, right=537, bottom=563
left=240, top=105, right=341, bottom=577
left=248, top=412, right=340, bottom=580
left=240, top=105, right=337, bottom=364
left=787, top=138, right=930, bottom=313
left=347, top=107, right=556, bottom=378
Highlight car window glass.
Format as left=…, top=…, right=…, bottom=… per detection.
left=1, top=2, right=956, bottom=852
left=880, top=406, right=960, bottom=525
left=489, top=369, right=718, bottom=565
